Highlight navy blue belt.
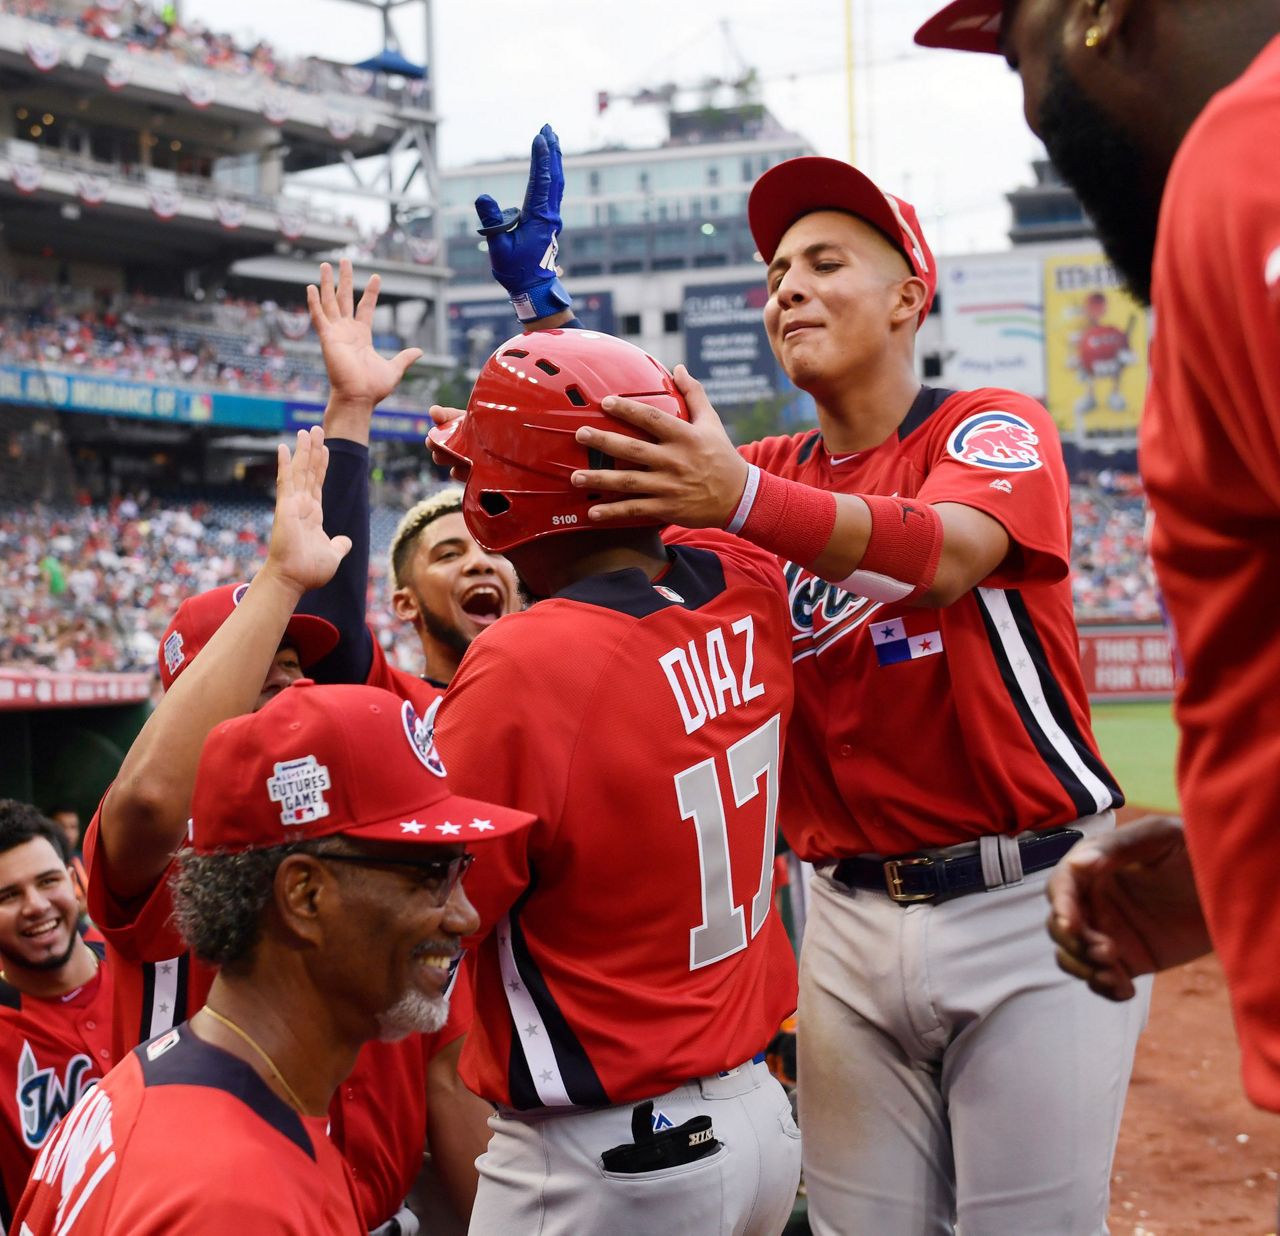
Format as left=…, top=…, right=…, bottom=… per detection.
left=829, top=827, right=1082, bottom=905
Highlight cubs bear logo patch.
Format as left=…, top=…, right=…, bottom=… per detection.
left=946, top=411, right=1043, bottom=472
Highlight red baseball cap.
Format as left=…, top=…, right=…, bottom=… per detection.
left=747, top=157, right=938, bottom=323
left=189, top=681, right=536, bottom=854
left=158, top=582, right=339, bottom=692
left=913, top=0, right=1003, bottom=55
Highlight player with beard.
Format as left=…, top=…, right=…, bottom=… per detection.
left=455, top=129, right=1145, bottom=1235
left=301, top=260, right=518, bottom=710
left=915, top=0, right=1280, bottom=1120
left=0, top=801, right=113, bottom=1227
left=13, top=683, right=533, bottom=1235
left=386, top=487, right=519, bottom=691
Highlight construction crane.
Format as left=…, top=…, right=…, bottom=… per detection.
left=595, top=19, right=759, bottom=119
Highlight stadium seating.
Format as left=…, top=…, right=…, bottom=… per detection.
left=0, top=284, right=410, bottom=401
left=2, top=473, right=1160, bottom=677
left=13, top=0, right=422, bottom=101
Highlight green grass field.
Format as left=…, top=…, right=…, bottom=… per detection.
left=1090, top=700, right=1180, bottom=813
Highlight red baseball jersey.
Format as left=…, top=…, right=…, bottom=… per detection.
left=1140, top=33, right=1280, bottom=1112
left=82, top=802, right=470, bottom=1226
left=365, top=632, right=447, bottom=714
left=12, top=1025, right=362, bottom=1234
left=740, top=386, right=1121, bottom=858
left=435, top=531, right=799, bottom=1110
left=0, top=951, right=113, bottom=1228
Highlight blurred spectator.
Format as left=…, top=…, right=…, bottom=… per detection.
left=9, top=0, right=428, bottom=102
left=1069, top=470, right=1161, bottom=621
left=0, top=477, right=446, bottom=676
left=0, top=283, right=426, bottom=407
left=2, top=471, right=1159, bottom=677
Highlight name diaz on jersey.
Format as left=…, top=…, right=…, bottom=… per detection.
left=659, top=616, right=765, bottom=734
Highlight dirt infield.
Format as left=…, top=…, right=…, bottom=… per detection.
left=1109, top=956, right=1278, bottom=1234
left=1107, top=809, right=1278, bottom=1235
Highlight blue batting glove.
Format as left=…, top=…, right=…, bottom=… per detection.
left=475, top=123, right=573, bottom=323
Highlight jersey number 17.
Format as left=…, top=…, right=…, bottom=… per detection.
left=675, top=712, right=781, bottom=971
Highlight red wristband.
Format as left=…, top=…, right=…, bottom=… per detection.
left=724, top=464, right=837, bottom=566
left=838, top=495, right=943, bottom=602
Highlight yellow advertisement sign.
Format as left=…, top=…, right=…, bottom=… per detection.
left=1043, top=255, right=1149, bottom=439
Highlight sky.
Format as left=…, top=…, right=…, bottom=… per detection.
left=181, top=0, right=1046, bottom=257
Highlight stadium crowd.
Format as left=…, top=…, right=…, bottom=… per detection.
left=10, top=0, right=422, bottom=100
left=1, top=470, right=1160, bottom=678
left=0, top=283, right=428, bottom=404
left=1069, top=471, right=1161, bottom=622
left=0, top=491, right=425, bottom=676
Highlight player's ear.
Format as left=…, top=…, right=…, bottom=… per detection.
left=891, top=276, right=929, bottom=328
left=1064, top=0, right=1132, bottom=59
left=272, top=853, right=330, bottom=945
left=390, top=584, right=420, bottom=624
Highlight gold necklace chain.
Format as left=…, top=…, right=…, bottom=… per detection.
left=201, top=1006, right=309, bottom=1114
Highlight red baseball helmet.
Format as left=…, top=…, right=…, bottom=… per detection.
left=428, top=329, right=689, bottom=552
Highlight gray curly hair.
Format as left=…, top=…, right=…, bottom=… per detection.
left=171, top=843, right=325, bottom=970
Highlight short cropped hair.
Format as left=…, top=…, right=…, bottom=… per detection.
left=0, top=800, right=70, bottom=866
left=389, top=487, right=464, bottom=588
left=170, top=844, right=308, bottom=970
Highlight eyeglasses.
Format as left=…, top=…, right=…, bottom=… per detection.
left=314, top=850, right=475, bottom=906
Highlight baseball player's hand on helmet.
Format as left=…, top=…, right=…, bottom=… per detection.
left=475, top=123, right=573, bottom=322
left=570, top=366, right=750, bottom=528
left=307, top=258, right=423, bottom=417
left=266, top=426, right=353, bottom=596
left=1046, top=814, right=1212, bottom=1001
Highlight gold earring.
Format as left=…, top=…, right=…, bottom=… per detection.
left=1085, top=25, right=1102, bottom=48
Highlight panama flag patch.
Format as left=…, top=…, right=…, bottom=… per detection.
left=871, top=619, right=944, bottom=667
left=946, top=411, right=1042, bottom=471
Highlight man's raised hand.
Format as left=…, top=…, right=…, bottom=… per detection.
left=308, top=258, right=423, bottom=414
left=267, top=427, right=353, bottom=595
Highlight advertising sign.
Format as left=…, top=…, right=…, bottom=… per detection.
left=1043, top=255, right=1149, bottom=441
left=1077, top=623, right=1174, bottom=701
left=940, top=257, right=1045, bottom=397
left=682, top=281, right=778, bottom=410
left=447, top=293, right=615, bottom=369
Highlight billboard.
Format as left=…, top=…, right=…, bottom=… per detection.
left=940, top=258, right=1045, bottom=397
left=283, top=401, right=435, bottom=443
left=0, top=364, right=239, bottom=426
left=1043, top=255, right=1149, bottom=441
left=447, top=293, right=615, bottom=369
left=1077, top=624, right=1174, bottom=701
left=0, top=365, right=438, bottom=441
left=682, top=281, right=811, bottom=421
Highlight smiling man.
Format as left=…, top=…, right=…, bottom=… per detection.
left=387, top=488, right=519, bottom=691
left=80, top=430, right=486, bottom=1234
left=13, top=683, right=534, bottom=1235
left=0, top=801, right=114, bottom=1229
left=474, top=142, right=1145, bottom=1234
